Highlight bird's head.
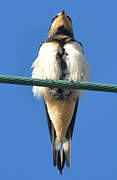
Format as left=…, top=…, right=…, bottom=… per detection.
left=48, top=10, right=73, bottom=39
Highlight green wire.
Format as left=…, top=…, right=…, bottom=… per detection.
left=0, top=75, right=117, bottom=93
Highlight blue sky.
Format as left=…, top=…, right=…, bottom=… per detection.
left=0, top=0, right=117, bottom=179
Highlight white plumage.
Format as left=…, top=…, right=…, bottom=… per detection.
left=32, top=41, right=89, bottom=98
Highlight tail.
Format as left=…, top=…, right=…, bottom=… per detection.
left=43, top=98, right=79, bottom=174
left=52, top=138, right=71, bottom=174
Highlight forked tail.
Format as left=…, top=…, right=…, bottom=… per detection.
left=52, top=139, right=71, bottom=174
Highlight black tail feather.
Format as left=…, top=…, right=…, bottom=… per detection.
left=43, top=98, right=79, bottom=174
left=61, top=148, right=66, bottom=170
left=52, top=143, right=65, bottom=174
left=57, top=150, right=62, bottom=174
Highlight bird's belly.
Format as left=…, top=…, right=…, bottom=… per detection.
left=48, top=88, right=72, bottom=99
left=45, top=97, right=76, bottom=142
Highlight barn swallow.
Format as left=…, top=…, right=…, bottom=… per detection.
left=32, top=10, right=90, bottom=174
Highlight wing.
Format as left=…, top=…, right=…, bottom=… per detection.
left=64, top=41, right=90, bottom=81
left=32, top=41, right=62, bottom=98
left=43, top=98, right=58, bottom=167
left=66, top=98, right=79, bottom=139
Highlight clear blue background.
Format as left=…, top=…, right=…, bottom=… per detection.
left=0, top=0, right=117, bottom=179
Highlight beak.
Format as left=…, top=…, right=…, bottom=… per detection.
left=62, top=10, right=65, bottom=14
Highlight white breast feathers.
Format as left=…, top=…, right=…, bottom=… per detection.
left=32, top=41, right=90, bottom=98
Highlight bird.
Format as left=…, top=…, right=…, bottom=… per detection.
left=32, top=10, right=90, bottom=174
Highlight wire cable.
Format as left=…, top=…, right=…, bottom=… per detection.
left=0, top=75, right=117, bottom=93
